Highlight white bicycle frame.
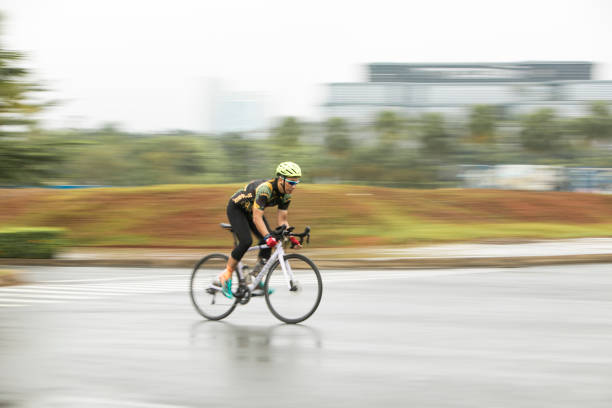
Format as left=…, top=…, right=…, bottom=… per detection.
left=237, top=241, right=296, bottom=292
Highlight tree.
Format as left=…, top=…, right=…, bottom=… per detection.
left=268, top=116, right=305, bottom=171
left=271, top=116, right=302, bottom=146
left=324, top=117, right=351, bottom=155
left=221, top=132, right=250, bottom=179
left=575, top=101, right=612, bottom=145
left=468, top=105, right=498, bottom=143
left=0, top=29, right=45, bottom=134
left=420, top=113, right=452, bottom=157
left=519, top=108, right=562, bottom=153
left=374, top=110, right=403, bottom=145
left=0, top=15, right=56, bottom=184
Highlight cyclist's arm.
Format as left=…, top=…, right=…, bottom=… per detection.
left=277, top=209, right=289, bottom=229
left=252, top=207, right=270, bottom=237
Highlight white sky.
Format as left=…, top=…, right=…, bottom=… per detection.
left=2, top=0, right=612, bottom=132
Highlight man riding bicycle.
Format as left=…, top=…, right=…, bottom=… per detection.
left=214, top=161, right=303, bottom=298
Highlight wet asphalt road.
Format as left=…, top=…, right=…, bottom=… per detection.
left=1, top=264, right=612, bottom=407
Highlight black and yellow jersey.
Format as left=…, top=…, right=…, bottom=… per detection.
left=230, top=178, right=291, bottom=213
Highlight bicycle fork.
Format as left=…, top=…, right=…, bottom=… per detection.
left=277, top=252, right=299, bottom=291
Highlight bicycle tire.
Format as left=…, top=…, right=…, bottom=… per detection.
left=264, top=253, right=323, bottom=324
left=190, top=253, right=238, bottom=320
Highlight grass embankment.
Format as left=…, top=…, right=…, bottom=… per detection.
left=0, top=185, right=611, bottom=248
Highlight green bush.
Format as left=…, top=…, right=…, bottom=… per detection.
left=0, top=227, right=68, bottom=258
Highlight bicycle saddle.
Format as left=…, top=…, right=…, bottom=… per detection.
left=220, top=223, right=233, bottom=231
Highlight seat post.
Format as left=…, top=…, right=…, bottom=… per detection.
left=219, top=223, right=239, bottom=249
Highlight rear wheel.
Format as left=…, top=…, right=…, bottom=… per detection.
left=190, top=253, right=238, bottom=320
left=264, top=254, right=323, bottom=324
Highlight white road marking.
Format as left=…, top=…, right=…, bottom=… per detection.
left=0, top=297, right=61, bottom=304
left=36, top=274, right=188, bottom=283
left=27, top=396, right=193, bottom=408
left=0, top=269, right=510, bottom=309
left=0, top=277, right=188, bottom=308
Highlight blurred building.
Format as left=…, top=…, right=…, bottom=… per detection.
left=459, top=164, right=612, bottom=193
left=324, top=61, right=612, bottom=123
left=208, top=79, right=269, bottom=135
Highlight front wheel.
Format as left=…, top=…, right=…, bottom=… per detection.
left=190, top=253, right=238, bottom=320
left=264, top=254, right=323, bottom=324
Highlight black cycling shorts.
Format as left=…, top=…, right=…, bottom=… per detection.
left=226, top=201, right=271, bottom=262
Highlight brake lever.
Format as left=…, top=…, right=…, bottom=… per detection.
left=290, top=234, right=300, bottom=248
left=297, top=231, right=310, bottom=246
left=289, top=227, right=311, bottom=248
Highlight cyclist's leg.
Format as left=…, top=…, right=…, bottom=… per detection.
left=216, top=202, right=253, bottom=298
left=248, top=215, right=274, bottom=294
left=227, top=202, right=254, bottom=262
left=248, top=215, right=271, bottom=261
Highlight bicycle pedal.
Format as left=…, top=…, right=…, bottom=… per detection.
left=206, top=284, right=222, bottom=295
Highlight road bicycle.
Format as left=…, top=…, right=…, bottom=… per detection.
left=189, top=224, right=323, bottom=324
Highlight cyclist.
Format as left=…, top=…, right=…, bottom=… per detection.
left=215, top=161, right=303, bottom=298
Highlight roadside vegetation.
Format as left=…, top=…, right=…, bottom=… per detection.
left=0, top=227, right=67, bottom=258
left=0, top=185, right=610, bottom=248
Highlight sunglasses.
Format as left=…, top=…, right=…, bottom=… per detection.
left=283, top=178, right=300, bottom=186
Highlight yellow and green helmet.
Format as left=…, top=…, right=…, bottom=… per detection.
left=276, top=161, right=302, bottom=178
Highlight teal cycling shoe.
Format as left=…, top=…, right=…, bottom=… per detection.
left=252, top=281, right=274, bottom=297
left=218, top=277, right=233, bottom=299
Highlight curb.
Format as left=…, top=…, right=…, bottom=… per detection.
left=1, top=254, right=612, bottom=269
left=314, top=254, right=612, bottom=269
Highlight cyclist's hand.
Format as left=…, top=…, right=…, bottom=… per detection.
left=265, top=235, right=278, bottom=248
left=289, top=236, right=302, bottom=249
